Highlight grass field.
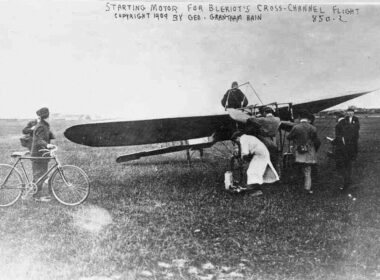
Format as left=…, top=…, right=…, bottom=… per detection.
left=0, top=118, right=379, bottom=280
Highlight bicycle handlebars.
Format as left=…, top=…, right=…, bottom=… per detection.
left=39, top=145, right=58, bottom=157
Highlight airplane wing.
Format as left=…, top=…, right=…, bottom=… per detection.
left=64, top=114, right=234, bottom=147
left=290, top=91, right=372, bottom=114
left=64, top=90, right=373, bottom=147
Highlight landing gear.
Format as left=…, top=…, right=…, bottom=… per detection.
left=185, top=148, right=204, bottom=167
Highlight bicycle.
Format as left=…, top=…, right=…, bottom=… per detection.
left=0, top=145, right=90, bottom=207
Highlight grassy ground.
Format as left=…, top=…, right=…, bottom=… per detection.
left=0, top=118, right=379, bottom=280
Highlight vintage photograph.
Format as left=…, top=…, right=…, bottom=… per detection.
left=0, top=0, right=379, bottom=279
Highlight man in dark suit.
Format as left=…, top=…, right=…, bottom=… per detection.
left=344, top=108, right=360, bottom=160
left=221, top=81, right=248, bottom=109
left=333, top=112, right=356, bottom=192
left=31, top=107, right=55, bottom=201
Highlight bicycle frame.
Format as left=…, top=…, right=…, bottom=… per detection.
left=9, top=155, right=60, bottom=188
left=0, top=166, right=24, bottom=189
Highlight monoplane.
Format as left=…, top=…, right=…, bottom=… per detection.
left=64, top=90, right=372, bottom=164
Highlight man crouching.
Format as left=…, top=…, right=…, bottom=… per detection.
left=231, top=131, right=280, bottom=192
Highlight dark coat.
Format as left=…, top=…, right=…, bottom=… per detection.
left=344, top=115, right=360, bottom=140
left=333, top=118, right=357, bottom=163
left=20, top=120, right=38, bottom=150
left=287, top=121, right=321, bottom=164
left=22, top=119, right=55, bottom=151
left=22, top=119, right=38, bottom=136
left=31, top=119, right=52, bottom=157
left=248, top=115, right=281, bottom=138
left=221, top=88, right=248, bottom=109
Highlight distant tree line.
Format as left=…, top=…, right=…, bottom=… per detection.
left=318, top=106, right=380, bottom=117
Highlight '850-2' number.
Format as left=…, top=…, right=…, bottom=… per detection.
left=312, top=15, right=347, bottom=23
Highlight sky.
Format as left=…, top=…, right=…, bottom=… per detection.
left=1, top=0, right=380, bottom=119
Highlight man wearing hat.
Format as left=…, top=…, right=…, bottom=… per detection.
left=31, top=107, right=55, bottom=201
left=221, top=81, right=248, bottom=109
left=287, top=109, right=321, bottom=194
left=333, top=111, right=356, bottom=192
left=344, top=108, right=360, bottom=160
left=246, top=107, right=281, bottom=170
left=249, top=107, right=281, bottom=139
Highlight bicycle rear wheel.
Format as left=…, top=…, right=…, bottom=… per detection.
left=0, top=164, right=23, bottom=207
left=50, top=165, right=90, bottom=206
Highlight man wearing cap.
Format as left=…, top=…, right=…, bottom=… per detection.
left=246, top=107, right=281, bottom=170
left=344, top=108, right=360, bottom=160
left=333, top=111, right=355, bottom=192
left=247, top=107, right=281, bottom=139
left=287, top=109, right=321, bottom=194
left=221, top=81, right=248, bottom=109
left=31, top=107, right=55, bottom=201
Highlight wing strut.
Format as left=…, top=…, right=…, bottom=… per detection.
left=247, top=82, right=264, bottom=105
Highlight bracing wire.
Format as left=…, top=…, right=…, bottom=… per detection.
left=247, top=82, right=264, bottom=105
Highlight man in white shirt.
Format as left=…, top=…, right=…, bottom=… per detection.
left=232, top=131, right=279, bottom=189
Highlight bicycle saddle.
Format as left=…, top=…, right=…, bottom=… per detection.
left=11, top=151, right=30, bottom=158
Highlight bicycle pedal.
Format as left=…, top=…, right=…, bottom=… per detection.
left=21, top=192, right=32, bottom=200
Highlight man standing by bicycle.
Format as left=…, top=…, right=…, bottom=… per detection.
left=31, top=107, right=54, bottom=201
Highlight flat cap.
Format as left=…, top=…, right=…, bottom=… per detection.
left=36, top=107, right=49, bottom=119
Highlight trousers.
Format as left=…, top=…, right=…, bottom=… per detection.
left=337, top=160, right=352, bottom=189
left=32, top=159, right=50, bottom=195
left=302, top=165, right=312, bottom=191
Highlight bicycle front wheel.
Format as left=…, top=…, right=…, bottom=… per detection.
left=0, top=164, right=23, bottom=207
left=50, top=165, right=90, bottom=206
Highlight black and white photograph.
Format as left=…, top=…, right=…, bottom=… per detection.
left=0, top=0, right=379, bottom=279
